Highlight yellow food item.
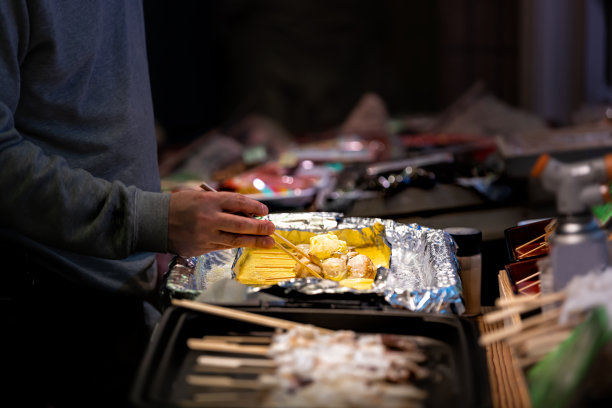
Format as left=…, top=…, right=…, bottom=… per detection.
left=309, top=232, right=347, bottom=259
left=339, top=278, right=374, bottom=290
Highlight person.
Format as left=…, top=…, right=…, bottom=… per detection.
left=0, top=2, right=275, bottom=407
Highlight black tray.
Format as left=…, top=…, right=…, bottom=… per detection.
left=131, top=306, right=490, bottom=408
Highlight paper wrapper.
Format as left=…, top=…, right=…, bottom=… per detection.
left=164, top=212, right=464, bottom=314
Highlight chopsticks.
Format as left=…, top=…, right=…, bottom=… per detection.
left=171, top=298, right=334, bottom=334
left=199, top=182, right=323, bottom=279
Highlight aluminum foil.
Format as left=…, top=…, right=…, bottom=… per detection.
left=167, top=212, right=464, bottom=314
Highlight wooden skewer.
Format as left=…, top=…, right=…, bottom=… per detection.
left=194, top=365, right=275, bottom=375
left=188, top=339, right=270, bottom=356
left=201, top=336, right=272, bottom=344
left=171, top=298, right=334, bottom=334
left=514, top=219, right=557, bottom=251
left=514, top=271, right=541, bottom=285
left=479, top=307, right=562, bottom=345
left=494, top=290, right=566, bottom=308
left=517, top=242, right=548, bottom=259
left=272, top=241, right=323, bottom=278
left=186, top=375, right=266, bottom=390
left=515, top=233, right=546, bottom=251
left=192, top=392, right=262, bottom=403
left=517, top=280, right=541, bottom=293
left=506, top=319, right=565, bottom=347
left=254, top=265, right=294, bottom=269
left=199, top=182, right=323, bottom=279
left=197, top=355, right=276, bottom=368
left=259, top=256, right=293, bottom=260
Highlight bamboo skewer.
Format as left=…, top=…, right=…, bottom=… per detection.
left=515, top=233, right=546, bottom=251
left=186, top=375, right=269, bottom=390
left=484, top=291, right=566, bottom=324
left=514, top=218, right=557, bottom=251
left=199, top=182, right=323, bottom=279
left=188, top=339, right=270, bottom=356
left=197, top=355, right=276, bottom=369
left=259, top=256, right=293, bottom=260
left=514, top=271, right=541, bottom=285
left=480, top=307, right=562, bottom=345
left=272, top=242, right=323, bottom=278
left=517, top=242, right=548, bottom=259
left=254, top=265, right=294, bottom=268
left=171, top=298, right=334, bottom=334
left=201, top=335, right=272, bottom=344
left=191, top=392, right=262, bottom=403
left=494, top=290, right=566, bottom=308
left=517, top=280, right=540, bottom=293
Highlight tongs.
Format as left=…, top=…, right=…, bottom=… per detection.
left=200, top=182, right=323, bottom=279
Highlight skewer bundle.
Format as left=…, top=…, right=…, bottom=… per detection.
left=482, top=268, right=612, bottom=370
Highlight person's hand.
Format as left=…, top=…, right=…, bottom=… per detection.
left=167, top=190, right=276, bottom=256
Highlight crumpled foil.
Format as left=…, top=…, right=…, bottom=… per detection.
left=166, top=212, right=464, bottom=314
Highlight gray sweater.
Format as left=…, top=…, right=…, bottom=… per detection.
left=0, top=1, right=170, bottom=295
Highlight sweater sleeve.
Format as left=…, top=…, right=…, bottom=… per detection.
left=0, top=2, right=170, bottom=259
left=0, top=105, right=170, bottom=259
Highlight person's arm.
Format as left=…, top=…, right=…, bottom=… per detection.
left=0, top=4, right=167, bottom=259
left=0, top=101, right=169, bottom=259
left=0, top=3, right=274, bottom=260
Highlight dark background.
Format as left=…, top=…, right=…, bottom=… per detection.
left=144, top=0, right=519, bottom=143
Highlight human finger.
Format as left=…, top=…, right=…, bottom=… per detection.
left=214, top=232, right=276, bottom=249
left=214, top=212, right=276, bottom=236
left=216, top=192, right=269, bottom=217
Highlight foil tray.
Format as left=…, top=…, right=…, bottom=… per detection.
left=163, top=212, right=464, bottom=314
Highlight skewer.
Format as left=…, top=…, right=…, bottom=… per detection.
left=192, top=392, right=262, bottom=403
left=199, top=182, right=323, bottom=279
left=188, top=339, right=270, bottom=356
left=514, top=271, right=541, bottom=285
left=479, top=307, right=562, bottom=345
left=272, top=242, right=323, bottom=279
left=201, top=336, right=272, bottom=344
left=494, top=290, right=566, bottom=308
left=194, top=365, right=275, bottom=375
left=517, top=242, right=548, bottom=259
left=254, top=265, right=294, bottom=269
left=514, top=218, right=557, bottom=251
left=517, top=280, right=540, bottom=293
left=197, top=355, right=276, bottom=368
left=171, top=298, right=334, bottom=334
left=186, top=375, right=267, bottom=390
left=259, top=256, right=293, bottom=260
left=515, top=233, right=546, bottom=251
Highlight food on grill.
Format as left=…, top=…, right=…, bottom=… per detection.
left=264, top=325, right=428, bottom=407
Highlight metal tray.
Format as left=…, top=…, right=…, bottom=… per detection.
left=131, top=306, right=490, bottom=408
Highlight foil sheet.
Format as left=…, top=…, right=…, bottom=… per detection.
left=167, top=212, right=464, bottom=314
